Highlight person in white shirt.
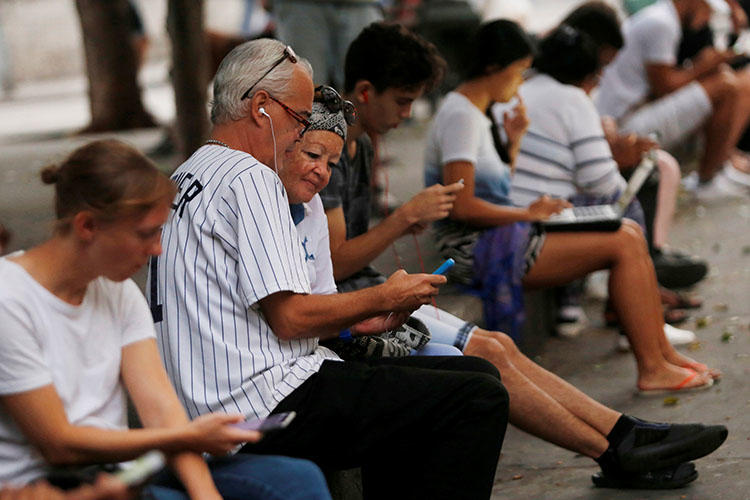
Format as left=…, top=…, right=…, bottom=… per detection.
left=595, top=0, right=750, bottom=198
left=424, top=20, right=722, bottom=395
left=508, top=20, right=707, bottom=333
left=0, top=139, right=332, bottom=500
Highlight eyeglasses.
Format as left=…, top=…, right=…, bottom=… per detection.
left=241, top=45, right=298, bottom=100
left=315, top=85, right=357, bottom=125
left=268, top=94, right=311, bottom=135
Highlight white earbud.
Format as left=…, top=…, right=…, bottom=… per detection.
left=259, top=106, right=278, bottom=173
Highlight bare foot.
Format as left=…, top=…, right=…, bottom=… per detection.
left=731, top=150, right=750, bottom=174
left=663, top=351, right=722, bottom=380
left=637, top=363, right=712, bottom=391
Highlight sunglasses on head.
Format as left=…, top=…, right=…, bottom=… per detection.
left=315, top=85, right=357, bottom=125
left=241, top=45, right=299, bottom=101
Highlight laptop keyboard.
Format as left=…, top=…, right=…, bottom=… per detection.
left=547, top=205, right=618, bottom=223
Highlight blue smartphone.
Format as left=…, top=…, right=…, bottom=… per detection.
left=232, top=411, right=296, bottom=432
left=432, top=258, right=455, bottom=275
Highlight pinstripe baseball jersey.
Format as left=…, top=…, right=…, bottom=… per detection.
left=149, top=144, right=340, bottom=420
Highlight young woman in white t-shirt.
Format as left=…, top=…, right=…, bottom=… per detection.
left=0, top=140, right=331, bottom=500
left=424, top=20, right=719, bottom=394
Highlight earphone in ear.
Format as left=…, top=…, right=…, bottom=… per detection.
left=259, top=107, right=269, bottom=117
left=362, top=90, right=369, bottom=103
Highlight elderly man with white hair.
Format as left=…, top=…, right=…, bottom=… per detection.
left=151, top=38, right=510, bottom=500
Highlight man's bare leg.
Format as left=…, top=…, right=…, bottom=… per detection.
left=464, top=333, right=610, bottom=458
left=698, top=70, right=749, bottom=181
left=469, top=329, right=620, bottom=435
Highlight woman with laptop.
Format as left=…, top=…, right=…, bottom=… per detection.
left=506, top=20, right=704, bottom=340
left=423, top=20, right=719, bottom=394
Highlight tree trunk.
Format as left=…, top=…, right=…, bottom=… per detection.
left=167, top=0, right=210, bottom=160
left=74, top=0, right=156, bottom=132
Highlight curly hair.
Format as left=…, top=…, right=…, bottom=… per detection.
left=344, top=22, right=446, bottom=94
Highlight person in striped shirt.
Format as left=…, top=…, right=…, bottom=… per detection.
left=152, top=38, right=509, bottom=500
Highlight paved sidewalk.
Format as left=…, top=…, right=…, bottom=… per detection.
left=0, top=0, right=747, bottom=497
left=375, top=121, right=750, bottom=500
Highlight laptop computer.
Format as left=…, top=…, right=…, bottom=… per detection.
left=541, top=151, right=657, bottom=232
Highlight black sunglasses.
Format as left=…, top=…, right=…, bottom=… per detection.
left=315, top=85, right=357, bottom=125
left=241, top=46, right=298, bottom=101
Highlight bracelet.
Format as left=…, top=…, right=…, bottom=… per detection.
left=339, top=329, right=353, bottom=342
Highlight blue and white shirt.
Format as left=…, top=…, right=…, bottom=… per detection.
left=293, top=194, right=337, bottom=296
left=150, top=145, right=339, bottom=420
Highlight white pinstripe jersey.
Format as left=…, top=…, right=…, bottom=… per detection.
left=149, top=145, right=340, bottom=420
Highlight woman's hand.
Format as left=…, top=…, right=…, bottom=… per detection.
left=527, top=195, right=571, bottom=221
left=184, top=413, right=262, bottom=455
left=503, top=97, right=530, bottom=146
left=503, top=96, right=530, bottom=169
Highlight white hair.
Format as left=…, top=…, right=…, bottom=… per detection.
left=211, top=38, right=313, bottom=125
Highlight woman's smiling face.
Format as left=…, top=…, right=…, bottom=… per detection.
left=281, top=130, right=343, bottom=204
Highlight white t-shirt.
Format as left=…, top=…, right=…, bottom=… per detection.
left=0, top=258, right=155, bottom=485
left=595, top=0, right=682, bottom=119
left=294, top=195, right=337, bottom=296
left=152, top=145, right=339, bottom=422
left=424, top=91, right=513, bottom=207
left=508, top=74, right=626, bottom=207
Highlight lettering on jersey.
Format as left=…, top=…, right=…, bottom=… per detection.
left=171, top=172, right=204, bottom=218
left=301, top=237, right=315, bottom=262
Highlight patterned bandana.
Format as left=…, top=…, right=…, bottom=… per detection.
left=306, top=101, right=347, bottom=141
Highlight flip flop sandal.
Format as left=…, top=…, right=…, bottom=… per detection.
left=683, top=361, right=722, bottom=381
left=592, top=462, right=698, bottom=489
left=617, top=424, right=728, bottom=474
left=636, top=369, right=713, bottom=396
